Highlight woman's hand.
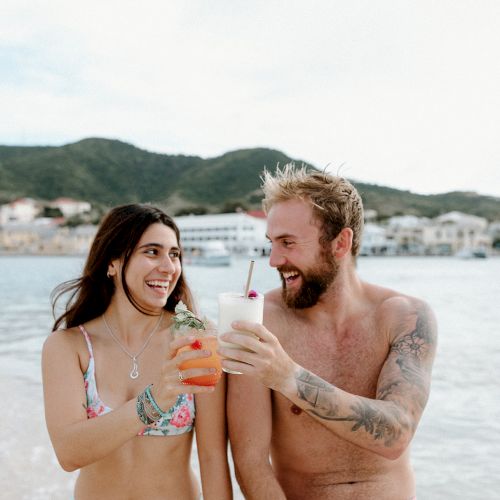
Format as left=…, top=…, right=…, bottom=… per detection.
left=150, top=335, right=216, bottom=411
left=219, top=321, right=297, bottom=393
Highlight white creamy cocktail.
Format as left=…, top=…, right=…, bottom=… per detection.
left=217, top=292, right=264, bottom=373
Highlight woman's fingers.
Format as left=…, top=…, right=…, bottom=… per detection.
left=178, top=366, right=218, bottom=380
left=173, top=347, right=213, bottom=364
left=168, top=335, right=197, bottom=355
left=180, top=384, right=215, bottom=394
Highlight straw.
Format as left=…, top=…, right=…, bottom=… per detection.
left=244, top=260, right=255, bottom=297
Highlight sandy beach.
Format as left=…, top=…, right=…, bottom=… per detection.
left=1, top=374, right=77, bottom=499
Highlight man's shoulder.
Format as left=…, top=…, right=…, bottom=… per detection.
left=263, top=288, right=289, bottom=328
left=364, top=282, right=435, bottom=339
left=264, top=287, right=283, bottom=307
left=363, top=281, right=427, bottom=310
left=381, top=287, right=429, bottom=314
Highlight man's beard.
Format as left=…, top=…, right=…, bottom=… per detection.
left=279, top=250, right=339, bottom=309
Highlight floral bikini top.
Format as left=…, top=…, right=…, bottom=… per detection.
left=79, top=325, right=195, bottom=436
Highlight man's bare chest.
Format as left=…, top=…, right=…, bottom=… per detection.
left=279, top=322, right=388, bottom=396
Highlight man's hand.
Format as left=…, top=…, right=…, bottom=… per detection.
left=219, top=321, right=297, bottom=392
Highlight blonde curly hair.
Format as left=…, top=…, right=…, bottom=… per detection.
left=261, top=164, right=364, bottom=256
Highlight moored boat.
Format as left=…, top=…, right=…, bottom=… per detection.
left=184, top=241, right=231, bottom=266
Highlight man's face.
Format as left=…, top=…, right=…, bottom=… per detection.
left=266, top=200, right=339, bottom=309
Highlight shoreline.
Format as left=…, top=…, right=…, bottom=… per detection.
left=1, top=251, right=499, bottom=258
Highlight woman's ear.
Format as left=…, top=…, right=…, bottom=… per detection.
left=107, top=260, right=119, bottom=279
left=332, top=227, right=353, bottom=259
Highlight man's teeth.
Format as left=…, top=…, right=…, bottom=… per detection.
left=147, top=281, right=169, bottom=288
left=282, top=271, right=299, bottom=279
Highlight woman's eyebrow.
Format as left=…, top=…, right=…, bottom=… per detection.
left=138, top=242, right=164, bottom=249
left=138, top=243, right=181, bottom=251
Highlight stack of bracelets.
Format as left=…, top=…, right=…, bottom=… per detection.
left=136, top=384, right=169, bottom=425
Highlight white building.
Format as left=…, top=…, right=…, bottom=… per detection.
left=0, top=220, right=97, bottom=254
left=174, top=212, right=268, bottom=256
left=0, top=198, right=38, bottom=224
left=50, top=197, right=91, bottom=218
left=360, top=223, right=395, bottom=256
left=386, top=215, right=430, bottom=255
left=422, top=211, right=490, bottom=255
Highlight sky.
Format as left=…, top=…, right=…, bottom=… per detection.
left=1, top=0, right=500, bottom=197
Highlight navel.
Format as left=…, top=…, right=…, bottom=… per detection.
left=290, top=404, right=302, bottom=415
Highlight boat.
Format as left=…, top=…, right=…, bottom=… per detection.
left=185, top=241, right=231, bottom=266
left=455, top=247, right=488, bottom=259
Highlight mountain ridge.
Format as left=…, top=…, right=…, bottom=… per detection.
left=1, top=138, right=499, bottom=220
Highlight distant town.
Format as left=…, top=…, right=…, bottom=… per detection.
left=1, top=197, right=499, bottom=258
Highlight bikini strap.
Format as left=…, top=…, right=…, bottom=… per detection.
left=78, top=325, right=94, bottom=358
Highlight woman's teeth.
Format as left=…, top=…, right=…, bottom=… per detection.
left=146, top=280, right=169, bottom=289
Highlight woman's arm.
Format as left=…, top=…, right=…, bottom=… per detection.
left=42, top=330, right=215, bottom=471
left=42, top=330, right=144, bottom=470
left=195, top=372, right=233, bottom=500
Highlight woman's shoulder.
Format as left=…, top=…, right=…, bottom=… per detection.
left=42, top=325, right=87, bottom=357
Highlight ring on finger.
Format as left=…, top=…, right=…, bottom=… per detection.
left=178, top=370, right=185, bottom=382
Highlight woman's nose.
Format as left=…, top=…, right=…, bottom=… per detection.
left=158, top=255, right=175, bottom=273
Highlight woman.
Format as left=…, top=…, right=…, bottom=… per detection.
left=42, top=204, right=232, bottom=499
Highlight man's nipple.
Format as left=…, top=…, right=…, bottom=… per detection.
left=290, top=404, right=302, bottom=415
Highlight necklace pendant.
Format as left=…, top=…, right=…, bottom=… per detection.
left=130, top=358, right=139, bottom=379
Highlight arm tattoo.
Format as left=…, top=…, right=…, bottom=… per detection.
left=296, top=370, right=339, bottom=416
left=295, top=369, right=407, bottom=446
left=391, top=306, right=433, bottom=363
left=387, top=305, right=435, bottom=398
left=293, top=306, right=435, bottom=446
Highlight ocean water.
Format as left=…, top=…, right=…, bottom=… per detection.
left=1, top=255, right=499, bottom=499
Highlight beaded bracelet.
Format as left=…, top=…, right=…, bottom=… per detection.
left=136, top=389, right=156, bottom=425
left=145, top=385, right=169, bottom=417
left=136, top=385, right=169, bottom=425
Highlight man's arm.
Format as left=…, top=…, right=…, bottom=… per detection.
left=227, top=373, right=286, bottom=500
left=221, top=298, right=437, bottom=460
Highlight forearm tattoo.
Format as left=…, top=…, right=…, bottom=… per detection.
left=296, top=370, right=338, bottom=416
left=294, top=306, right=434, bottom=446
left=296, top=369, right=405, bottom=446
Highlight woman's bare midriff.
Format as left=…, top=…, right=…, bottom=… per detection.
left=75, top=432, right=198, bottom=500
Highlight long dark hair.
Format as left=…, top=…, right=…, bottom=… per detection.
left=52, top=204, right=194, bottom=330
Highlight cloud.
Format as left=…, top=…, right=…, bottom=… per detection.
left=1, top=0, right=500, bottom=196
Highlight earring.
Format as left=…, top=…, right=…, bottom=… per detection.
left=107, top=271, right=111, bottom=278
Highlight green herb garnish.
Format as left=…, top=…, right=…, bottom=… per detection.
left=173, top=301, right=207, bottom=331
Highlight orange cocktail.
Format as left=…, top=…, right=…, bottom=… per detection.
left=177, top=335, right=222, bottom=386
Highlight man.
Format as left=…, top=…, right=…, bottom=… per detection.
left=220, top=165, right=437, bottom=499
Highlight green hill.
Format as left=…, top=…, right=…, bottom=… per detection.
left=1, top=138, right=499, bottom=220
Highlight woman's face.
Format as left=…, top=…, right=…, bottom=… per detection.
left=110, top=223, right=182, bottom=313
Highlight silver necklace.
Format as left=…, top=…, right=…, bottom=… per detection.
left=102, top=311, right=164, bottom=379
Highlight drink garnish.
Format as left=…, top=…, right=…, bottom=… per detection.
left=173, top=301, right=207, bottom=331
left=247, top=289, right=258, bottom=298
left=190, top=339, right=203, bottom=350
